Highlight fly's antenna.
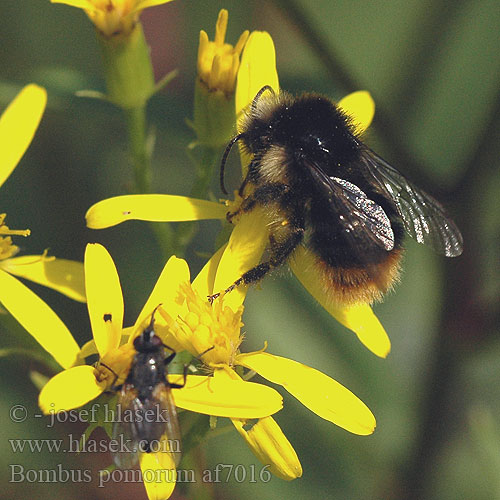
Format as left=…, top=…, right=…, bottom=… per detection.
left=220, top=133, right=245, bottom=195
left=146, top=304, right=162, bottom=332
left=251, top=85, right=276, bottom=114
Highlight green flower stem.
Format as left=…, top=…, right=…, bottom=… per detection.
left=190, top=145, right=220, bottom=199
left=98, top=25, right=155, bottom=110
left=123, top=103, right=175, bottom=257
left=125, top=106, right=150, bottom=192
left=97, top=23, right=175, bottom=257
left=168, top=145, right=222, bottom=257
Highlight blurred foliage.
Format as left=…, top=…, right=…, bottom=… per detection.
left=1, top=0, right=499, bottom=499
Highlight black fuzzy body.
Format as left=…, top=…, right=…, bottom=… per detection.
left=245, top=92, right=404, bottom=269
left=217, top=89, right=462, bottom=304
left=223, top=91, right=405, bottom=303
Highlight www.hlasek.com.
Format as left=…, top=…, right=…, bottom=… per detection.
left=9, top=433, right=181, bottom=454
left=9, top=463, right=272, bottom=487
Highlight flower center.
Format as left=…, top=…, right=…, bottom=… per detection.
left=164, top=283, right=244, bottom=368
left=86, top=0, right=138, bottom=37
left=95, top=342, right=136, bottom=389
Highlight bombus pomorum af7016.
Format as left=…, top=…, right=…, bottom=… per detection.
left=214, top=86, right=463, bottom=305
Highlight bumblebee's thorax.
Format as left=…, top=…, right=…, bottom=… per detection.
left=246, top=93, right=360, bottom=170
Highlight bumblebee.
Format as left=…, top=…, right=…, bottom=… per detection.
left=215, top=87, right=463, bottom=304
left=110, top=311, right=184, bottom=468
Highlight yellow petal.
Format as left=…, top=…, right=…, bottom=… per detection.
left=85, top=244, right=123, bottom=357
left=236, top=31, right=279, bottom=171
left=213, top=210, right=269, bottom=310
left=0, top=84, right=46, bottom=188
left=3, top=255, right=85, bottom=303
left=0, top=269, right=79, bottom=369
left=79, top=338, right=98, bottom=359
left=140, top=453, right=176, bottom=500
left=133, top=0, right=175, bottom=14
left=132, top=256, right=190, bottom=336
left=337, top=90, right=375, bottom=136
left=38, top=366, right=104, bottom=414
left=290, top=246, right=391, bottom=358
left=236, top=31, right=280, bottom=118
left=50, top=0, right=96, bottom=10
left=232, top=416, right=302, bottom=480
left=86, top=195, right=227, bottom=229
left=171, top=371, right=282, bottom=419
left=192, top=243, right=226, bottom=297
left=238, top=352, right=376, bottom=435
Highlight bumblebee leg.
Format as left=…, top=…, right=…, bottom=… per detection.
left=209, top=222, right=304, bottom=302
left=244, top=225, right=304, bottom=284
left=228, top=183, right=289, bottom=222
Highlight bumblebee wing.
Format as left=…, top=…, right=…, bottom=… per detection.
left=305, top=159, right=395, bottom=252
left=112, top=385, right=141, bottom=469
left=361, top=148, right=463, bottom=257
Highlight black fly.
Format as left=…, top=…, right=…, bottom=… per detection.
left=109, top=309, right=184, bottom=468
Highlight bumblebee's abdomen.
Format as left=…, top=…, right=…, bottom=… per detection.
left=310, top=248, right=403, bottom=304
left=309, top=217, right=401, bottom=269
left=306, top=198, right=405, bottom=304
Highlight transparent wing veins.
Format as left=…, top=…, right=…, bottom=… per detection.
left=305, top=159, right=395, bottom=251
left=111, top=382, right=182, bottom=469
left=361, top=148, right=463, bottom=257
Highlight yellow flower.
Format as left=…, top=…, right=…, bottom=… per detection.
left=156, top=240, right=375, bottom=480
left=0, top=85, right=86, bottom=351
left=193, top=9, right=250, bottom=148
left=85, top=32, right=389, bottom=358
left=51, top=0, right=176, bottom=37
left=197, top=9, right=249, bottom=95
left=36, top=243, right=282, bottom=499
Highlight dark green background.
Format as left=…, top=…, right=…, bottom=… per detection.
left=1, top=0, right=499, bottom=498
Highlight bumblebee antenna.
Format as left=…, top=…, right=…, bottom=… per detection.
left=219, top=87, right=275, bottom=195
left=251, top=85, right=275, bottom=113
left=220, top=133, right=245, bottom=195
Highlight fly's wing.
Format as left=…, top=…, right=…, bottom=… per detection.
left=112, top=385, right=141, bottom=469
left=360, top=148, right=463, bottom=257
left=111, top=382, right=181, bottom=469
left=150, top=382, right=182, bottom=467
left=305, top=159, right=395, bottom=252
